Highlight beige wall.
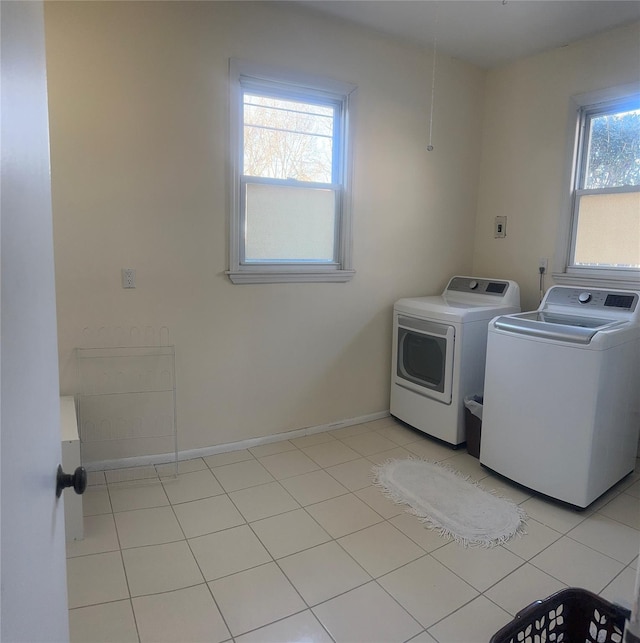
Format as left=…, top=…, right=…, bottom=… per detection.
left=472, top=22, right=640, bottom=311
left=44, top=1, right=485, bottom=451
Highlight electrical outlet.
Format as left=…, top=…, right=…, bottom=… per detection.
left=538, top=258, right=548, bottom=272
left=122, top=268, right=136, bottom=289
left=494, top=216, right=507, bottom=238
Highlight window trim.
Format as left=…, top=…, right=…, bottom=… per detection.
left=554, top=82, right=640, bottom=289
left=227, top=59, right=356, bottom=284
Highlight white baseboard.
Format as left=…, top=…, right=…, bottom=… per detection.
left=83, top=410, right=391, bottom=472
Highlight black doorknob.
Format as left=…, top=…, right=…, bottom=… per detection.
left=56, top=464, right=87, bottom=498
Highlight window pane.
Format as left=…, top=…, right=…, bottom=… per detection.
left=243, top=94, right=334, bottom=183
left=584, top=108, right=640, bottom=189
left=574, top=192, right=640, bottom=267
left=244, top=183, right=336, bottom=262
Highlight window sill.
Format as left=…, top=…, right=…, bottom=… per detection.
left=552, top=271, right=640, bottom=291
left=226, top=269, right=356, bottom=284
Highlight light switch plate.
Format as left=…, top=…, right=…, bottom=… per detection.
left=494, top=216, right=507, bottom=238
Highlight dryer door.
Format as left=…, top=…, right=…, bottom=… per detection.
left=395, top=315, right=455, bottom=404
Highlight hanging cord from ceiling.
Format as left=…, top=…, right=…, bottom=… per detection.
left=427, top=16, right=438, bottom=152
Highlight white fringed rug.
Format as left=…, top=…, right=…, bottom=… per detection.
left=373, top=458, right=527, bottom=548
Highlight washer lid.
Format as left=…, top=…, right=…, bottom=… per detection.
left=493, top=311, right=624, bottom=344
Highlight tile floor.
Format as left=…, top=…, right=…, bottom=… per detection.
left=67, top=416, right=640, bottom=643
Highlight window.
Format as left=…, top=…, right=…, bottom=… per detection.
left=561, top=85, right=640, bottom=286
left=227, top=60, right=356, bottom=284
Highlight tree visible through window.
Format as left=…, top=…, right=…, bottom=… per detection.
left=584, top=108, right=640, bottom=188
left=243, top=95, right=334, bottom=183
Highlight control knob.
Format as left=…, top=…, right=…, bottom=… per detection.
left=469, top=280, right=479, bottom=290
left=578, top=292, right=592, bottom=304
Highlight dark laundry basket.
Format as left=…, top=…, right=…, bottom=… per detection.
left=490, top=588, right=630, bottom=643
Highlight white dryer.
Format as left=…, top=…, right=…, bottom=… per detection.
left=481, top=286, right=640, bottom=508
left=390, top=276, right=520, bottom=446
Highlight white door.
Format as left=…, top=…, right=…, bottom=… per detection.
left=1, top=2, right=70, bottom=641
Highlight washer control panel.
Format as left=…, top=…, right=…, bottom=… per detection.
left=544, top=287, right=639, bottom=313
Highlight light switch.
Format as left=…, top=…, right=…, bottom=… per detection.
left=494, top=216, right=507, bottom=239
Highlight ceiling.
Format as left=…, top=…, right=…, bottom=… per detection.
left=293, top=1, right=640, bottom=68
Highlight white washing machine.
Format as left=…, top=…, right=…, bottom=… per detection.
left=390, top=276, right=520, bottom=446
left=480, top=286, right=640, bottom=508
